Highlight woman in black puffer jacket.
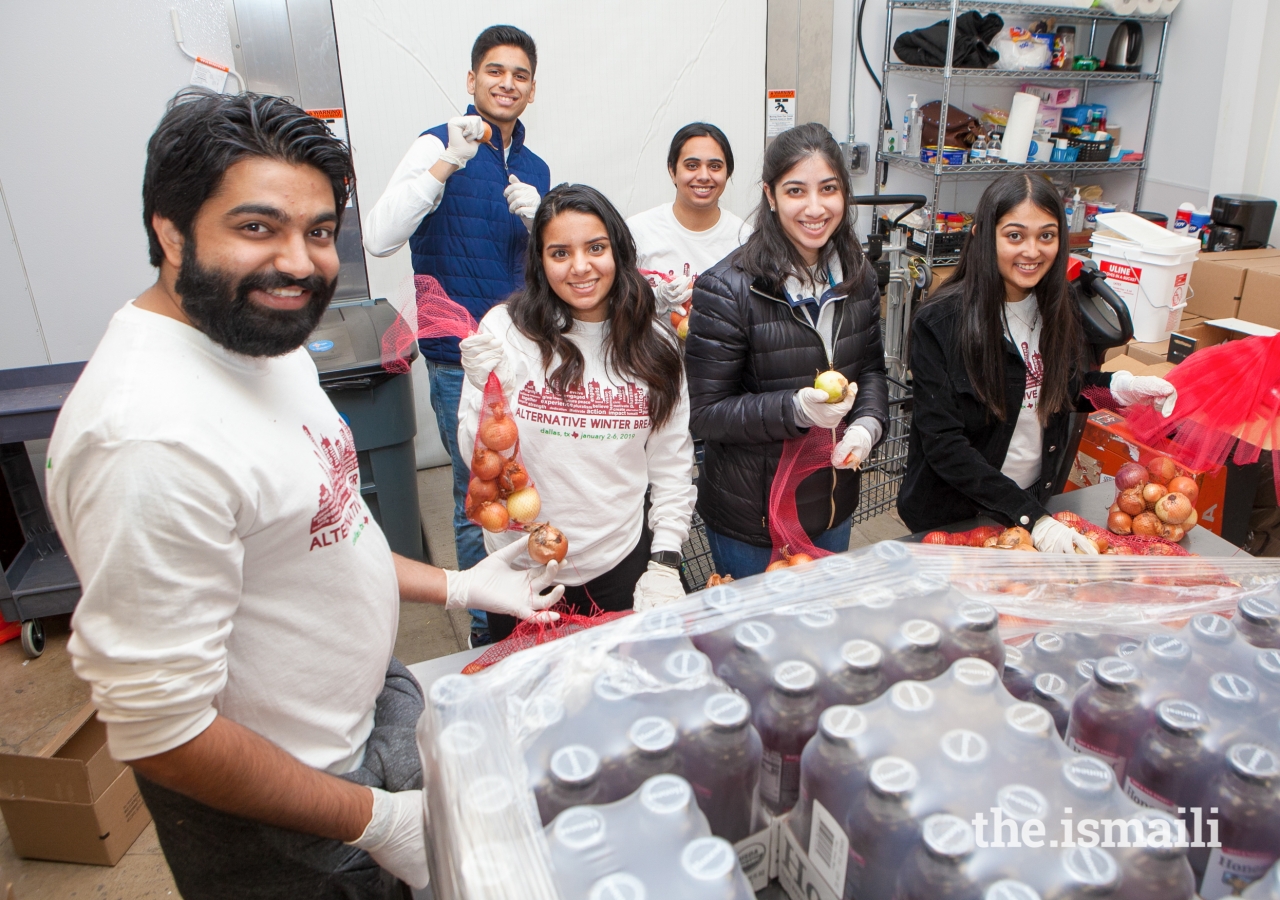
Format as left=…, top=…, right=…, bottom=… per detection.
left=684, top=123, right=889, bottom=578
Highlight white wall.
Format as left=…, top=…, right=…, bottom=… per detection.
left=330, top=0, right=768, bottom=307
left=0, top=1, right=237, bottom=369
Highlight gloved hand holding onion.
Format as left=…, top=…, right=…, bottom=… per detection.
left=1106, top=457, right=1199, bottom=543
left=466, top=377, right=569, bottom=565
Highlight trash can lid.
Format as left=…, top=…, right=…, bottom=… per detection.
left=306, top=298, right=416, bottom=388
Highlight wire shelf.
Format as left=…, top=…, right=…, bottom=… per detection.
left=889, top=0, right=1170, bottom=21
left=880, top=152, right=1144, bottom=178
left=884, top=64, right=1156, bottom=83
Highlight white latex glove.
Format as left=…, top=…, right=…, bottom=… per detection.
left=1108, top=370, right=1177, bottom=417
left=832, top=424, right=874, bottom=470
left=654, top=275, right=694, bottom=314
left=1031, top=515, right=1099, bottom=555
left=632, top=561, right=686, bottom=611
left=459, top=331, right=513, bottom=394
left=794, top=384, right=858, bottom=430
left=444, top=537, right=565, bottom=619
left=437, top=116, right=488, bottom=170
left=504, top=175, right=540, bottom=229
left=348, top=788, right=430, bottom=889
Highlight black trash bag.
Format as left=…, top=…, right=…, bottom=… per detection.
left=893, top=11, right=1004, bottom=68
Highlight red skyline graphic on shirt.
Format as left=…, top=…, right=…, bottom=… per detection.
left=517, top=378, right=649, bottom=417
left=1020, top=342, right=1044, bottom=410
left=305, top=422, right=362, bottom=549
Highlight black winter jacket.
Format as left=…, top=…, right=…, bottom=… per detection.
left=897, top=292, right=1112, bottom=533
left=685, top=251, right=889, bottom=546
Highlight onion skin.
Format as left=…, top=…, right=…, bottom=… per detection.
left=506, top=486, right=541, bottom=523
left=472, top=448, right=503, bottom=481
left=473, top=501, right=509, bottom=533
left=527, top=523, right=568, bottom=564
left=1183, top=507, right=1198, bottom=530
left=1146, top=457, right=1177, bottom=486
left=1159, top=522, right=1186, bottom=542
left=1141, top=482, right=1168, bottom=508
left=1154, top=492, right=1193, bottom=525
left=468, top=477, right=499, bottom=504
left=788, top=553, right=814, bottom=566
left=1167, top=476, right=1199, bottom=506
left=500, top=460, right=529, bottom=493
left=814, top=370, right=850, bottom=403
left=479, top=411, right=518, bottom=452
left=983, top=536, right=1000, bottom=548
left=1132, top=511, right=1161, bottom=536
left=997, top=527, right=1032, bottom=549
left=706, top=573, right=734, bottom=587
left=1115, top=462, right=1149, bottom=493
left=923, top=532, right=950, bottom=545
left=765, top=559, right=790, bottom=572
left=1108, top=510, right=1134, bottom=535
left=1118, top=488, right=1146, bottom=517
left=1053, top=511, right=1087, bottom=530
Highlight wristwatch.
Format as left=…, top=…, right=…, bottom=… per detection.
left=650, top=551, right=682, bottom=571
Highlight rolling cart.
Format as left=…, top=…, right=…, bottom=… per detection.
left=0, top=362, right=86, bottom=658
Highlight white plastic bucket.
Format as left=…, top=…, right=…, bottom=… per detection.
left=1089, top=212, right=1200, bottom=343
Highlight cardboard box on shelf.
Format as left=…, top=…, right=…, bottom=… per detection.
left=1237, top=264, right=1280, bottom=330
left=1188, top=248, right=1280, bottom=319
left=0, top=704, right=150, bottom=866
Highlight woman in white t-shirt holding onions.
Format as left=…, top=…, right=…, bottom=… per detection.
left=627, top=123, right=751, bottom=329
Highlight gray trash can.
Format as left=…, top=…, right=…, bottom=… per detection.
left=306, top=299, right=425, bottom=561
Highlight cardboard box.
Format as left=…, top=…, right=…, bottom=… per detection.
left=1237, top=264, right=1280, bottom=329
left=776, top=816, right=840, bottom=900
left=1188, top=248, right=1280, bottom=319
left=1021, top=84, right=1080, bottom=107
left=1125, top=340, right=1169, bottom=366
left=735, top=818, right=778, bottom=891
left=1099, top=355, right=1171, bottom=376
left=1103, top=343, right=1128, bottom=362
left=0, top=705, right=150, bottom=866
left=1168, top=322, right=1231, bottom=363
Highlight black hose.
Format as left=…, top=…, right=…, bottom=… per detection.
left=858, top=0, right=892, bottom=185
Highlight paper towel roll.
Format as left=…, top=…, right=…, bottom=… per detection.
left=1136, top=0, right=1162, bottom=14
left=1098, top=0, right=1138, bottom=12
left=1002, top=92, right=1041, bottom=164
left=1160, top=0, right=1180, bottom=13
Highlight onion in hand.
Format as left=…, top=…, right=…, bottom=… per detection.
left=527, top=523, right=568, bottom=564
left=814, top=370, right=849, bottom=403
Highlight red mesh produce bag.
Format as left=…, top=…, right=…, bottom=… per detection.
left=461, top=603, right=632, bottom=674
left=380, top=275, right=479, bottom=374
left=921, top=514, right=1190, bottom=556
left=921, top=526, right=1004, bottom=547
left=466, top=373, right=542, bottom=535
left=766, top=425, right=844, bottom=566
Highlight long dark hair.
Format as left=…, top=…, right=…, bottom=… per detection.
left=735, top=122, right=868, bottom=295
left=936, top=173, right=1082, bottom=423
left=511, top=183, right=684, bottom=429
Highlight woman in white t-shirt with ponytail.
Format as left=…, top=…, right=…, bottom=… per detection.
left=458, top=184, right=696, bottom=641
left=627, top=123, right=751, bottom=317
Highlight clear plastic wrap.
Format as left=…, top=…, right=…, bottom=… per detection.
left=415, top=542, right=1280, bottom=900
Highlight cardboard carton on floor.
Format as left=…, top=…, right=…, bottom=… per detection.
left=1238, top=264, right=1280, bottom=330
left=0, top=704, right=150, bottom=866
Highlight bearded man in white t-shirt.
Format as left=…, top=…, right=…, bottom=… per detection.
left=627, top=122, right=751, bottom=318
left=47, top=89, right=563, bottom=899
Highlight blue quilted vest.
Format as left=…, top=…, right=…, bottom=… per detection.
left=409, top=106, right=550, bottom=364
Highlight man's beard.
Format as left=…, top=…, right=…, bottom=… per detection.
left=174, top=240, right=336, bottom=358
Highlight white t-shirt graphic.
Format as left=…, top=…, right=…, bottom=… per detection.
left=627, top=202, right=751, bottom=286
left=1001, top=294, right=1045, bottom=490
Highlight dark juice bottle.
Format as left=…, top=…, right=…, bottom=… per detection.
left=1065, top=656, right=1149, bottom=782
left=1190, top=743, right=1280, bottom=899
left=1117, top=810, right=1197, bottom=900
left=1234, top=593, right=1280, bottom=649
left=1139, top=633, right=1192, bottom=677
left=755, top=660, right=821, bottom=816
left=684, top=692, right=762, bottom=843
left=997, top=702, right=1061, bottom=783
left=844, top=756, right=920, bottom=900
left=791, top=705, right=869, bottom=853
left=1031, top=672, right=1072, bottom=737
left=1204, top=671, right=1261, bottom=747
left=1047, top=846, right=1121, bottom=898
left=1123, top=699, right=1210, bottom=817
left=538, top=744, right=602, bottom=825
left=715, top=620, right=776, bottom=708
left=891, top=618, right=948, bottom=683
left=614, top=715, right=680, bottom=798
left=1001, top=645, right=1035, bottom=701
left=946, top=600, right=1006, bottom=670
left=1185, top=614, right=1239, bottom=663
left=822, top=639, right=887, bottom=707
left=893, top=813, right=981, bottom=900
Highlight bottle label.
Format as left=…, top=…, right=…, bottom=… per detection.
left=808, top=800, right=850, bottom=896
left=761, top=749, right=782, bottom=804
left=1122, top=776, right=1176, bottom=814
left=1198, top=847, right=1278, bottom=899
left=1066, top=735, right=1126, bottom=780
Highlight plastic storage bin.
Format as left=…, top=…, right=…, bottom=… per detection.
left=1090, top=212, right=1200, bottom=343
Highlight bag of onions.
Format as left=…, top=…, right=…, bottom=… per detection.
left=466, top=372, right=568, bottom=565
left=1105, top=456, right=1200, bottom=544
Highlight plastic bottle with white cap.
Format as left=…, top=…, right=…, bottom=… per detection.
left=845, top=756, right=922, bottom=900
left=684, top=692, right=762, bottom=842
left=790, top=705, right=870, bottom=856
left=755, top=660, right=822, bottom=815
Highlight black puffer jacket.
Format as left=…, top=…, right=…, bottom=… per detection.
left=897, top=290, right=1112, bottom=533
left=685, top=250, right=889, bottom=546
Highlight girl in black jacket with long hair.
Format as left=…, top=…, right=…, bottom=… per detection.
left=684, top=123, right=889, bottom=578
left=897, top=174, right=1176, bottom=551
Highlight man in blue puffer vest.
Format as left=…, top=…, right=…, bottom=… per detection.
left=364, top=25, right=549, bottom=646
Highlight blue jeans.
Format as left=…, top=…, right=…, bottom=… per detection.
left=425, top=360, right=488, bottom=631
left=705, top=518, right=853, bottom=580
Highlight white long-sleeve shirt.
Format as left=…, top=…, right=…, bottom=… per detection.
left=363, top=133, right=511, bottom=258
left=459, top=306, right=696, bottom=585
left=47, top=302, right=399, bottom=770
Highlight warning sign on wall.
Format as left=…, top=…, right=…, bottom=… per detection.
left=767, top=90, right=796, bottom=137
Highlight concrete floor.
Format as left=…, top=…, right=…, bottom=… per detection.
left=0, top=464, right=908, bottom=898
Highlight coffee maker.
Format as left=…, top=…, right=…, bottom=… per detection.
left=1203, top=193, right=1276, bottom=251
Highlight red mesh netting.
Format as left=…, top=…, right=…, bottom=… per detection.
left=466, top=373, right=542, bottom=535
left=461, top=603, right=633, bottom=674
left=767, top=425, right=845, bottom=565
left=1087, top=334, right=1280, bottom=500
left=921, top=513, right=1191, bottom=556
left=380, top=275, right=478, bottom=374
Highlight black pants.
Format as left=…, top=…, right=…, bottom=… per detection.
left=137, top=659, right=423, bottom=900
left=488, top=524, right=653, bottom=642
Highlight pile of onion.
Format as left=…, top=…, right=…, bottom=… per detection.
left=765, top=546, right=816, bottom=571
left=1106, top=457, right=1198, bottom=543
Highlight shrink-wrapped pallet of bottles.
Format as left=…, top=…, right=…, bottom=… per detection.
left=415, top=543, right=1280, bottom=899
